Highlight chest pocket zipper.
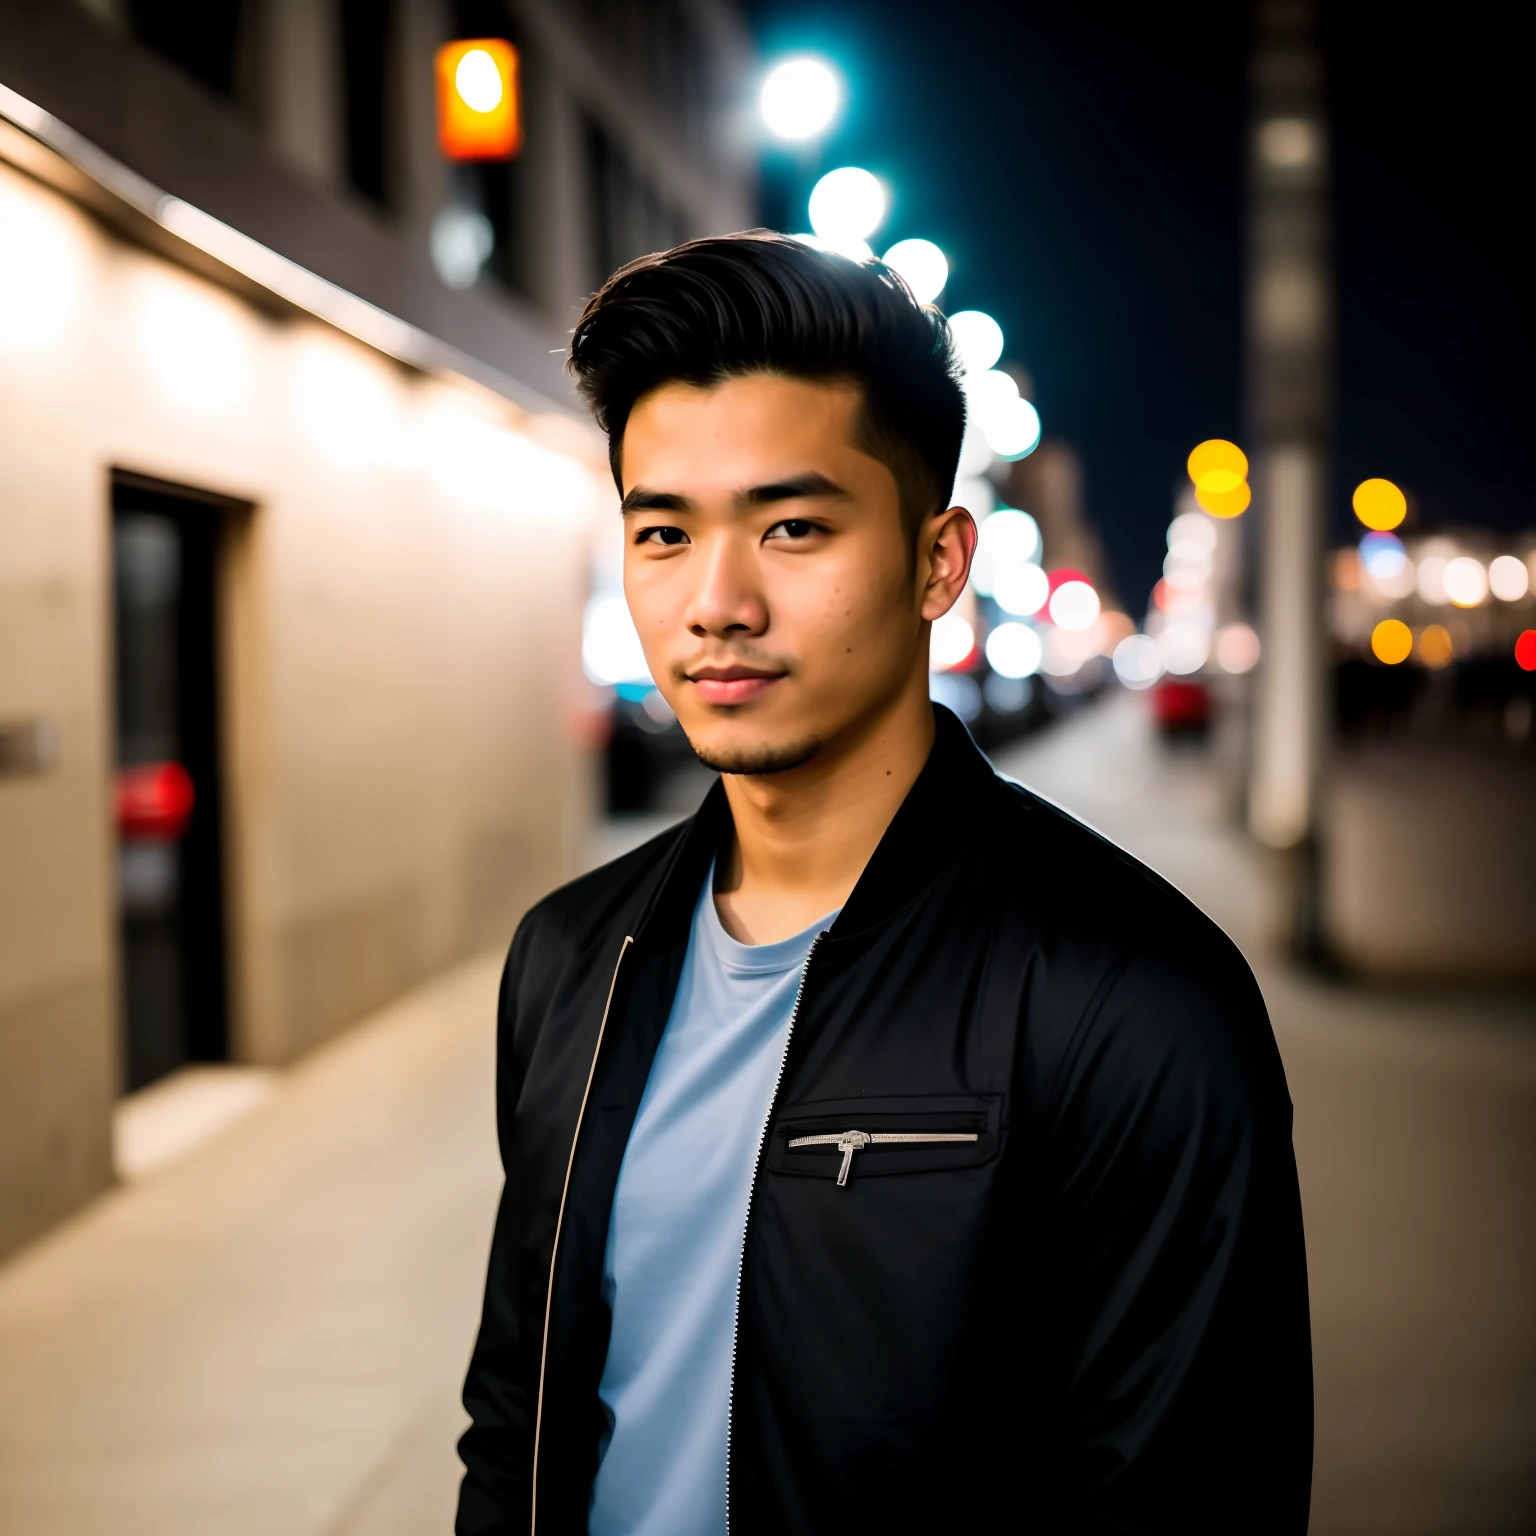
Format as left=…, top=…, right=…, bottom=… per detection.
left=787, top=1129, right=980, bottom=1186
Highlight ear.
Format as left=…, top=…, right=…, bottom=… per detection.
left=918, top=505, right=978, bottom=621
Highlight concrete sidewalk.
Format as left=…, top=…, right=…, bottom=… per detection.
left=0, top=697, right=1531, bottom=1533
left=0, top=956, right=504, bottom=1536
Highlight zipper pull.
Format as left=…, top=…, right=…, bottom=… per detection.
left=835, top=1131, right=870, bottom=1187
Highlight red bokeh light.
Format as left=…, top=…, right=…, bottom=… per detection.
left=116, top=761, right=195, bottom=841
left=1045, top=567, right=1088, bottom=598
left=1516, top=630, right=1536, bottom=672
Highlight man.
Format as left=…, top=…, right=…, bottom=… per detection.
left=457, top=233, right=1311, bottom=1534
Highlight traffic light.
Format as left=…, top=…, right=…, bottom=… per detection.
left=436, top=39, right=521, bottom=162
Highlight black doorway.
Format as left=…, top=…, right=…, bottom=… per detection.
left=111, top=474, right=234, bottom=1091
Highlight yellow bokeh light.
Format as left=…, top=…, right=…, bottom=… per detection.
left=1370, top=618, right=1413, bottom=665
left=1187, top=439, right=1248, bottom=492
left=1195, top=479, right=1251, bottom=518
left=1353, top=477, right=1407, bottom=531
left=1418, top=623, right=1454, bottom=669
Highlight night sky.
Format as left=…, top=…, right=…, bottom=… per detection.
left=743, top=0, right=1529, bottom=610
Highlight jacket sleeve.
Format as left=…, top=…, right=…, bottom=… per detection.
left=1039, top=944, right=1312, bottom=1533
left=457, top=920, right=539, bottom=1534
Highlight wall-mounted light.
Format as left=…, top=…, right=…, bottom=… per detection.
left=436, top=40, right=521, bottom=162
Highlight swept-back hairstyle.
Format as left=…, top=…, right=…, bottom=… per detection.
left=568, top=231, right=966, bottom=532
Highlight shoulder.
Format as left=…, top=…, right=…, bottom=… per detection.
left=976, top=772, right=1286, bottom=1124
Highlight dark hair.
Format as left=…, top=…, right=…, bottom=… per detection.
left=568, top=231, right=966, bottom=532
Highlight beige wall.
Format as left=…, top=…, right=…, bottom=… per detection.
left=0, top=160, right=605, bottom=1258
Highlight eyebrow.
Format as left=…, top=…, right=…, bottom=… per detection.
left=620, top=471, right=850, bottom=515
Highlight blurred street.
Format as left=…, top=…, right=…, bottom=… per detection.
left=0, top=696, right=1530, bottom=1535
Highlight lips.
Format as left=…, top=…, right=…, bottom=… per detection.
left=686, top=665, right=784, bottom=706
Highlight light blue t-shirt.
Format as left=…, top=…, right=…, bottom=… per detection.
left=588, top=866, right=837, bottom=1536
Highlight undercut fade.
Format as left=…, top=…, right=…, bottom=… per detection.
left=568, top=231, right=966, bottom=533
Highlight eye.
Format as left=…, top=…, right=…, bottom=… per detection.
left=765, top=518, right=819, bottom=541
left=635, top=525, right=689, bottom=546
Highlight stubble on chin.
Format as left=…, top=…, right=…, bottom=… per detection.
left=687, top=731, right=823, bottom=777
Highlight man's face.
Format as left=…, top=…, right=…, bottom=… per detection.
left=619, top=373, right=956, bottom=774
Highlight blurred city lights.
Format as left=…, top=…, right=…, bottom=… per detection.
left=1418, top=623, right=1454, bottom=669
left=1158, top=620, right=1210, bottom=675
left=0, top=178, right=88, bottom=353
left=929, top=611, right=975, bottom=670
left=1048, top=579, right=1100, bottom=632
left=929, top=671, right=982, bottom=721
left=982, top=397, right=1041, bottom=461
left=1112, top=633, right=1161, bottom=689
left=1370, top=618, right=1413, bottom=665
left=1416, top=553, right=1449, bottom=605
left=947, top=310, right=1004, bottom=373
left=1163, top=546, right=1213, bottom=590
left=985, top=621, right=1044, bottom=679
left=1186, top=439, right=1248, bottom=494
left=760, top=57, right=840, bottom=141
left=1168, top=511, right=1218, bottom=554
left=1257, top=116, right=1319, bottom=169
left=430, top=205, right=494, bottom=288
left=1488, top=554, right=1530, bottom=601
left=1359, top=531, right=1407, bottom=579
left=808, top=167, right=886, bottom=251
left=971, top=508, right=1041, bottom=597
left=1195, top=480, right=1251, bottom=518
left=137, top=274, right=249, bottom=412
left=1516, top=630, right=1536, bottom=672
left=583, top=593, right=651, bottom=685
left=994, top=561, right=1050, bottom=617
left=1442, top=555, right=1488, bottom=607
left=983, top=674, right=1032, bottom=713
left=1352, top=477, right=1407, bottom=531
left=1215, top=621, right=1261, bottom=674
left=882, top=238, right=948, bottom=302
left=951, top=475, right=995, bottom=517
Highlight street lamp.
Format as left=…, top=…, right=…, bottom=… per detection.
left=760, top=57, right=841, bottom=141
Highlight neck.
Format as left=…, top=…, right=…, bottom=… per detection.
left=712, top=671, right=935, bottom=944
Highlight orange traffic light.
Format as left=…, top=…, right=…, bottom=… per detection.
left=436, top=40, right=521, bottom=162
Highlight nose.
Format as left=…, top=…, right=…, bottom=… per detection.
left=684, top=530, right=768, bottom=639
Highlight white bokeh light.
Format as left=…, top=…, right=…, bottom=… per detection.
left=882, top=238, right=948, bottom=302
left=455, top=49, right=504, bottom=113
left=1167, top=511, right=1218, bottom=554
left=1048, top=579, right=1100, bottom=632
left=808, top=168, right=886, bottom=248
left=947, top=310, right=1004, bottom=373
left=929, top=611, right=975, bottom=670
left=583, top=594, right=651, bottom=685
left=994, top=561, right=1050, bottom=617
left=1215, top=622, right=1261, bottom=674
left=1113, top=633, right=1162, bottom=689
left=985, top=621, right=1044, bottom=679
left=971, top=508, right=1041, bottom=598
left=982, top=397, right=1041, bottom=461
left=1159, top=621, right=1211, bottom=675
left=1442, top=556, right=1488, bottom=607
left=1489, top=554, right=1530, bottom=602
left=760, top=58, right=840, bottom=141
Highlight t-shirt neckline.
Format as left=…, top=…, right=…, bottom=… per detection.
left=699, top=860, right=839, bottom=976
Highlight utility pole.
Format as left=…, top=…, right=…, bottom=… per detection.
left=1247, top=0, right=1334, bottom=956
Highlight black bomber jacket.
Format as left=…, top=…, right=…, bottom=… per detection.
left=457, top=707, right=1312, bottom=1534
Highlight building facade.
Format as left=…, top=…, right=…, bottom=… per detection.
left=0, top=0, right=756, bottom=1259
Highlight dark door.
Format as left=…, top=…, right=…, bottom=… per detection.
left=111, top=477, right=230, bottom=1091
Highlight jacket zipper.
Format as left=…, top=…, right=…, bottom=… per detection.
left=787, top=1129, right=980, bottom=1186
left=529, top=932, right=633, bottom=1535
left=724, top=929, right=825, bottom=1533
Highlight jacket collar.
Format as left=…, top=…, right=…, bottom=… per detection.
left=631, top=704, right=997, bottom=952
